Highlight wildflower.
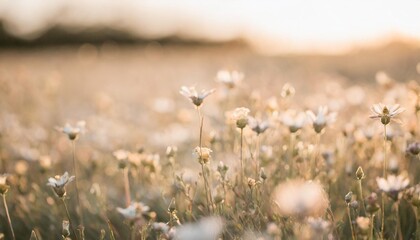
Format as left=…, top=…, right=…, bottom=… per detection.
left=306, top=106, right=337, bottom=133
left=56, top=121, right=86, bottom=140
left=272, top=180, right=329, bottom=218
left=248, top=117, right=269, bottom=135
left=306, top=217, right=330, bottom=234
left=166, top=146, right=178, bottom=158
left=247, top=178, right=257, bottom=188
left=216, top=70, right=243, bottom=89
left=193, top=147, right=212, bottom=164
left=117, top=202, right=150, bottom=220
left=356, top=166, right=365, bottom=180
left=47, top=172, right=75, bottom=198
left=179, top=86, right=215, bottom=107
left=281, top=83, right=296, bottom=98
left=175, top=216, right=223, bottom=240
left=344, top=191, right=353, bottom=204
left=366, top=192, right=380, bottom=214
left=260, top=167, right=267, bottom=181
left=370, top=103, right=404, bottom=125
left=217, top=161, right=228, bottom=179
left=152, top=222, right=170, bottom=235
left=406, top=142, right=420, bottom=156
left=0, top=174, right=10, bottom=195
left=113, top=149, right=130, bottom=169
left=407, top=185, right=420, bottom=207
left=232, top=107, right=250, bottom=129
left=356, top=217, right=370, bottom=233
left=62, top=220, right=70, bottom=237
left=377, top=174, right=410, bottom=201
left=281, top=110, right=307, bottom=133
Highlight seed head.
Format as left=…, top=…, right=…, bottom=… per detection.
left=232, top=107, right=250, bottom=129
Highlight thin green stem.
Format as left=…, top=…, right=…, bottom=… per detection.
left=255, top=134, right=260, bottom=179
left=395, top=201, right=402, bottom=240
left=240, top=128, right=244, bottom=186
left=369, top=214, right=375, bottom=240
left=289, top=132, right=295, bottom=178
left=2, top=194, right=15, bottom=240
left=62, top=198, right=79, bottom=240
left=358, top=180, right=366, bottom=216
left=72, top=141, right=83, bottom=226
left=123, top=168, right=131, bottom=207
left=347, top=205, right=356, bottom=240
left=381, top=124, right=387, bottom=239
left=197, top=108, right=213, bottom=213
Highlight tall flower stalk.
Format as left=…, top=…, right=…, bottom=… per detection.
left=180, top=86, right=215, bottom=213
left=370, top=103, right=404, bottom=238
left=232, top=107, right=250, bottom=187
left=57, top=121, right=86, bottom=225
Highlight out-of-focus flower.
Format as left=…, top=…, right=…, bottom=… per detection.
left=117, top=202, right=150, bottom=220
left=406, top=142, right=420, bottom=156
left=152, top=222, right=170, bottom=235
left=306, top=217, right=330, bottom=234
left=175, top=216, right=223, bottom=240
left=14, top=160, right=29, bottom=176
left=232, top=107, right=250, bottom=129
left=375, top=71, right=395, bottom=89
left=281, top=83, right=296, bottom=98
left=366, top=192, right=380, bottom=214
left=0, top=174, right=10, bottom=195
left=216, top=70, right=243, bottom=89
left=166, top=146, right=178, bottom=159
left=113, top=149, right=130, bottom=169
left=248, top=117, right=269, bottom=135
left=370, top=103, right=404, bottom=125
left=306, top=106, right=337, bottom=133
left=377, top=174, right=410, bottom=201
left=407, top=185, right=420, bottom=207
left=56, top=121, right=86, bottom=140
left=193, top=147, right=212, bottom=164
left=39, top=155, right=52, bottom=172
left=356, top=217, right=370, bottom=233
left=62, top=220, right=70, bottom=238
left=179, top=86, right=215, bottom=107
left=345, top=191, right=353, bottom=204
left=47, top=172, right=75, bottom=198
left=272, top=179, right=329, bottom=218
left=281, top=110, right=307, bottom=133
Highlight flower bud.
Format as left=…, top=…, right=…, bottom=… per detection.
left=356, top=166, right=365, bottom=180
left=345, top=192, right=353, bottom=204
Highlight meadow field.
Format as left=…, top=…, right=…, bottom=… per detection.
left=0, top=42, right=419, bottom=239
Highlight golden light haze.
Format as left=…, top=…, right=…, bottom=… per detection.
left=1, top=0, right=419, bottom=54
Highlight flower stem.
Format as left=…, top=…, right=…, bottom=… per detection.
left=123, top=168, right=131, bottom=207
left=72, top=141, right=83, bottom=226
left=347, top=205, right=356, bottom=240
left=62, top=198, right=79, bottom=240
left=197, top=108, right=213, bottom=213
left=395, top=201, right=402, bottom=240
left=381, top=124, right=387, bottom=239
left=240, top=128, right=244, bottom=187
left=358, top=179, right=366, bottom=216
left=2, top=194, right=15, bottom=240
left=255, top=134, right=260, bottom=179
left=369, top=214, right=375, bottom=240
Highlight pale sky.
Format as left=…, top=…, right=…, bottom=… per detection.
left=0, top=0, right=419, bottom=53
